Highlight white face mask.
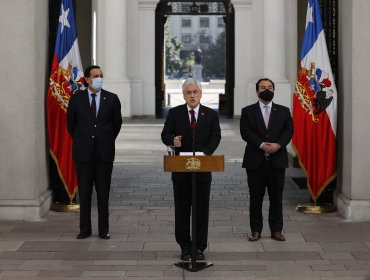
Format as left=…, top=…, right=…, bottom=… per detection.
left=91, top=77, right=103, bottom=90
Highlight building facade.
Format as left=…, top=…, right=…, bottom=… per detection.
left=167, top=14, right=225, bottom=52
left=0, top=0, right=369, bottom=221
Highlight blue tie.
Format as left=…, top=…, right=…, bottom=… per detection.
left=91, top=94, right=96, bottom=118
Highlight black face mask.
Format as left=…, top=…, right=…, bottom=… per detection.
left=258, top=89, right=274, bottom=102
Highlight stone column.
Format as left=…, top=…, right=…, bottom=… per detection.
left=126, top=0, right=143, bottom=116
left=137, top=0, right=157, bottom=116
left=262, top=0, right=291, bottom=108
left=336, top=0, right=370, bottom=221
left=0, top=0, right=51, bottom=220
left=94, top=0, right=131, bottom=117
left=233, top=0, right=253, bottom=116
left=263, top=0, right=286, bottom=80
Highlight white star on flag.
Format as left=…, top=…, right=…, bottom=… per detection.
left=59, top=4, right=70, bottom=34
left=305, top=5, right=314, bottom=28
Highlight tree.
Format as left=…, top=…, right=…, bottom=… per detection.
left=202, top=30, right=226, bottom=79
left=164, top=23, right=187, bottom=78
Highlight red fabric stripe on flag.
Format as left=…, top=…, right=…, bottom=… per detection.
left=292, top=93, right=336, bottom=201
left=47, top=53, right=78, bottom=200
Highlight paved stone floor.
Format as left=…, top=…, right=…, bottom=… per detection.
left=1, top=118, right=370, bottom=279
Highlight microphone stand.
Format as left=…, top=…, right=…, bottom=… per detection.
left=190, top=134, right=197, bottom=267
left=175, top=128, right=213, bottom=271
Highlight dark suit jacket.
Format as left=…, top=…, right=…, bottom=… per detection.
left=161, top=104, right=221, bottom=182
left=67, top=89, right=122, bottom=162
left=240, top=102, right=293, bottom=169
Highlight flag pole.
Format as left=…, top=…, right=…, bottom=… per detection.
left=292, top=0, right=337, bottom=214
left=47, top=0, right=84, bottom=213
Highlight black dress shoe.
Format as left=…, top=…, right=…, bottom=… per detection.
left=180, top=250, right=191, bottom=261
left=76, top=232, right=91, bottom=239
left=271, top=232, right=285, bottom=241
left=196, top=249, right=205, bottom=260
left=248, top=232, right=261, bottom=241
left=99, top=233, right=110, bottom=240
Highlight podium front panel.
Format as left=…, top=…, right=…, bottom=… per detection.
left=164, top=155, right=224, bottom=172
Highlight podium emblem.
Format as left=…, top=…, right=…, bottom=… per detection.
left=186, top=157, right=201, bottom=171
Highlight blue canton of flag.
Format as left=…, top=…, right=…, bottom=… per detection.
left=301, top=0, right=324, bottom=60
left=55, top=0, right=84, bottom=93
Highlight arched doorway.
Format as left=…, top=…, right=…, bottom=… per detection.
left=155, top=0, right=235, bottom=118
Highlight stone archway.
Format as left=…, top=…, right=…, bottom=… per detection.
left=155, top=1, right=235, bottom=118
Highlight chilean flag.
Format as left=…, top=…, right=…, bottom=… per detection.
left=292, top=0, right=337, bottom=202
left=47, top=0, right=84, bottom=201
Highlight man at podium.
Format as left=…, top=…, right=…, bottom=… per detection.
left=161, top=78, right=221, bottom=261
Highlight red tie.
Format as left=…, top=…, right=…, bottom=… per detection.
left=190, top=109, right=196, bottom=135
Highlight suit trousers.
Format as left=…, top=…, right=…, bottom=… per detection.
left=173, top=177, right=211, bottom=252
left=75, top=144, right=113, bottom=235
left=246, top=159, right=285, bottom=234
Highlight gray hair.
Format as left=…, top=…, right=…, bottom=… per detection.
left=182, top=78, right=202, bottom=93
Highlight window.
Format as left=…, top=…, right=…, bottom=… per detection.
left=199, top=34, right=210, bottom=44
left=182, top=34, right=192, bottom=44
left=182, top=18, right=191, bottom=28
left=218, top=17, right=225, bottom=28
left=200, top=17, right=209, bottom=28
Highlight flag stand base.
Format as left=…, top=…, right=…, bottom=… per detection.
left=50, top=202, right=80, bottom=212
left=296, top=203, right=336, bottom=214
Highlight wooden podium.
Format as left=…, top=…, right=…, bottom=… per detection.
left=164, top=155, right=224, bottom=272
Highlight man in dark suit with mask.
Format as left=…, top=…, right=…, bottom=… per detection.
left=240, top=78, right=293, bottom=242
left=161, top=78, right=221, bottom=261
left=67, top=65, right=122, bottom=240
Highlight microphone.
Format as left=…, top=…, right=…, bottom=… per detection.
left=190, top=110, right=197, bottom=156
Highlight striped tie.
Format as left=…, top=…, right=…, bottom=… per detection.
left=263, top=105, right=270, bottom=128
